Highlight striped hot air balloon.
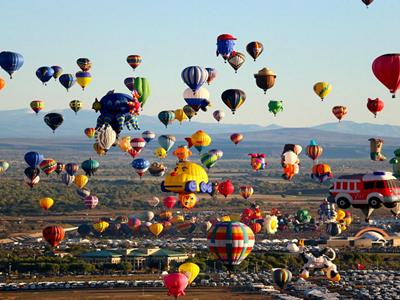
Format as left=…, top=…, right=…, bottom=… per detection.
left=306, top=140, right=323, bottom=162
left=130, top=137, right=146, bottom=152
left=239, top=185, right=254, bottom=200
left=30, top=100, right=45, bottom=115
left=127, top=55, right=142, bottom=71
left=221, top=89, right=246, bottom=114
left=142, top=130, right=156, bottom=143
left=84, top=127, right=96, bottom=138
left=76, top=58, right=92, bottom=71
left=272, top=268, right=292, bottom=289
left=207, top=222, right=255, bottom=268
left=84, top=195, right=99, bottom=209
left=59, top=74, right=76, bottom=91
left=42, top=226, right=65, bottom=247
left=181, top=66, right=208, bottom=93
left=39, top=159, right=57, bottom=175
left=332, top=106, right=348, bottom=122
left=65, top=163, right=79, bottom=176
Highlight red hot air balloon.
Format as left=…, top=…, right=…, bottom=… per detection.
left=163, top=196, right=177, bottom=209
left=230, top=133, right=243, bottom=145
left=163, top=273, right=188, bottom=298
left=42, top=226, right=65, bottom=247
left=250, top=222, right=262, bottom=234
left=218, top=180, right=235, bottom=198
left=130, top=137, right=146, bottom=152
left=372, top=54, right=400, bottom=98
left=332, top=106, right=347, bottom=122
left=367, top=98, right=384, bottom=118
left=362, top=0, right=374, bottom=7
left=39, top=159, right=57, bottom=175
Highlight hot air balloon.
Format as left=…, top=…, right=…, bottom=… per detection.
left=185, top=130, right=212, bottom=153
left=306, top=140, right=323, bottom=162
left=205, top=67, right=217, bottom=85
left=217, top=180, right=234, bottom=198
left=124, top=77, right=135, bottom=91
left=230, top=133, right=243, bottom=145
left=163, top=196, right=177, bottom=209
left=268, top=100, right=283, bottom=117
left=362, top=0, right=374, bottom=7
left=207, top=221, right=255, bottom=268
left=81, top=158, right=100, bottom=176
left=148, top=197, right=160, bottom=207
left=250, top=222, right=262, bottom=234
left=42, top=226, right=65, bottom=247
left=24, top=152, right=44, bottom=168
left=131, top=158, right=150, bottom=178
left=74, top=174, right=88, bottom=189
left=183, top=105, right=196, bottom=120
left=176, top=221, right=197, bottom=234
left=0, top=161, right=10, bottom=174
left=369, top=138, right=386, bottom=161
left=76, top=71, right=92, bottom=90
left=246, top=41, right=264, bottom=61
left=142, top=130, right=156, bottom=143
left=254, top=68, right=276, bottom=94
left=155, top=147, right=168, bottom=159
left=39, top=159, right=57, bottom=175
left=59, top=74, right=75, bottom=91
left=128, top=217, right=141, bottom=231
left=133, top=77, right=150, bottom=108
left=84, top=195, right=99, bottom=209
left=61, top=173, right=75, bottom=186
left=158, top=135, right=176, bottom=152
left=367, top=98, right=384, bottom=118
left=95, top=125, right=117, bottom=151
left=178, top=193, right=197, bottom=209
left=93, top=221, right=109, bottom=234
left=77, top=187, right=91, bottom=199
left=0, top=78, right=5, bottom=90
left=173, top=145, right=192, bottom=162
left=264, top=215, right=278, bottom=234
left=39, top=197, right=54, bottom=211
left=36, top=66, right=54, bottom=85
left=76, top=58, right=92, bottom=71
left=221, top=89, right=246, bottom=114
left=181, top=66, right=208, bottom=93
left=127, top=55, right=142, bottom=71
left=240, top=186, right=254, bottom=200
left=0, top=51, right=24, bottom=78
left=163, top=273, right=188, bottom=298
left=30, top=100, right=45, bottom=115
left=313, top=82, right=332, bottom=101
left=149, top=223, right=163, bottom=237
left=117, top=136, right=131, bottom=152
left=65, top=163, right=79, bottom=176
left=174, top=108, right=188, bottom=124
left=51, top=66, right=63, bottom=80
left=24, top=166, right=40, bottom=180
left=44, top=113, right=64, bottom=133
left=93, top=143, right=106, bottom=156
left=201, top=153, right=218, bottom=170
left=158, top=110, right=175, bottom=128
left=248, top=153, right=267, bottom=171
left=216, top=34, right=237, bottom=61
left=25, top=176, right=40, bottom=189
left=272, top=268, right=292, bottom=289
left=213, top=110, right=225, bottom=123
left=311, top=164, right=333, bottom=183
left=84, top=127, right=96, bottom=138
left=69, top=100, right=83, bottom=115
left=183, top=87, right=210, bottom=112
left=228, top=52, right=245, bottom=73
left=178, top=262, right=200, bottom=285
left=372, top=54, right=400, bottom=98
left=332, top=106, right=347, bottom=122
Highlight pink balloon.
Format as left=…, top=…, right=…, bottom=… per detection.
left=163, top=273, right=188, bottom=298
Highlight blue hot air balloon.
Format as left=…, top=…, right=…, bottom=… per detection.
left=59, top=74, right=76, bottom=91
left=216, top=34, right=237, bottom=62
left=158, top=135, right=176, bottom=152
left=181, top=66, right=208, bottom=93
left=131, top=158, right=150, bottom=178
left=24, top=151, right=44, bottom=168
left=36, top=67, right=55, bottom=85
left=124, top=77, right=135, bottom=92
left=142, top=130, right=156, bottom=143
left=0, top=51, right=24, bottom=78
left=51, top=66, right=63, bottom=80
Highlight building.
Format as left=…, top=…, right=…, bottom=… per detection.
left=80, top=250, right=122, bottom=264
left=327, top=227, right=400, bottom=248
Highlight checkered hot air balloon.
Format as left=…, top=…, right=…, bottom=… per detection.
left=207, top=221, right=255, bottom=269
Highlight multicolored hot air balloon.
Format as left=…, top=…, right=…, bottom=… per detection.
left=200, top=153, right=218, bottom=170
left=24, top=166, right=40, bottom=181
left=127, top=55, right=142, bottom=71
left=42, top=226, right=65, bottom=247
left=254, top=68, right=276, bottom=94
left=228, top=52, right=245, bottom=73
left=221, top=89, right=246, bottom=114
left=69, top=100, right=83, bottom=115
left=230, top=133, right=243, bottom=145
left=39, top=197, right=54, bottom=211
left=240, top=185, right=254, bottom=200
left=0, top=51, right=24, bottom=78
left=268, top=100, right=283, bottom=116
left=158, top=135, right=176, bottom=152
left=84, top=128, right=96, bottom=138
left=158, top=110, right=175, bottom=128
left=59, top=74, right=75, bottom=91
left=44, top=113, right=64, bottom=133
left=163, top=273, right=188, bottom=298
left=39, top=159, right=57, bottom=175
left=272, top=268, right=292, bottom=289
left=30, top=100, right=45, bottom=115
left=367, top=98, right=384, bottom=118
left=311, top=163, right=333, bottom=183
left=183, top=87, right=210, bottom=112
left=65, top=163, right=79, bottom=176
left=185, top=130, right=212, bottom=153
left=313, top=82, right=332, bottom=101
left=61, top=173, right=74, bottom=186
left=55, top=162, right=65, bottom=175
left=36, top=66, right=55, bottom=85
left=181, top=66, right=208, bottom=93
left=246, top=41, right=264, bottom=61
left=142, top=130, right=155, bottom=143
left=131, top=158, right=150, bottom=178
left=207, top=222, right=255, bottom=268
left=205, top=67, right=217, bottom=85
left=372, top=54, right=400, bottom=98
left=332, top=106, right=348, bottom=122
left=306, top=140, right=323, bottom=162
left=76, top=71, right=92, bottom=90
left=51, top=66, right=63, bottom=80
left=77, top=58, right=92, bottom=71
left=216, top=34, right=237, bottom=62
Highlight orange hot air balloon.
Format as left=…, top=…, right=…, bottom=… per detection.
left=42, top=226, right=65, bottom=247
left=240, top=185, right=254, bottom=200
left=332, top=106, right=348, bottom=122
left=250, top=222, right=262, bottom=234
left=39, top=197, right=54, bottom=211
left=84, top=128, right=96, bottom=138
left=0, top=77, right=5, bottom=90
left=230, top=133, right=243, bottom=145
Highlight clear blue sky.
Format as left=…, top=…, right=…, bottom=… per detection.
left=0, top=0, right=399, bottom=127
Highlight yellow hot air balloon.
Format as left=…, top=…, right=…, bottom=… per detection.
left=313, top=82, right=332, bottom=101
left=93, top=143, right=106, bottom=156
left=154, top=147, right=167, bottom=159
left=149, top=223, right=163, bottom=237
left=39, top=197, right=54, bottom=211
left=74, top=174, right=88, bottom=189
left=219, top=216, right=231, bottom=222
left=118, top=136, right=132, bottom=152
left=179, top=262, right=200, bottom=285
left=335, top=209, right=346, bottom=221
left=93, top=221, right=109, bottom=233
left=76, top=71, right=92, bottom=90
left=174, top=108, right=188, bottom=124
left=171, top=215, right=185, bottom=224
left=186, top=130, right=211, bottom=152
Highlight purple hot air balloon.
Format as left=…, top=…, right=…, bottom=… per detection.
left=84, top=195, right=99, bottom=209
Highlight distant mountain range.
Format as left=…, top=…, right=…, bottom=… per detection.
left=1, top=109, right=400, bottom=138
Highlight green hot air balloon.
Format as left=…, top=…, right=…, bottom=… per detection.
left=81, top=158, right=100, bottom=176
left=200, top=153, right=218, bottom=170
left=268, top=100, right=283, bottom=116
left=158, top=110, right=175, bottom=128
left=134, top=77, right=150, bottom=108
